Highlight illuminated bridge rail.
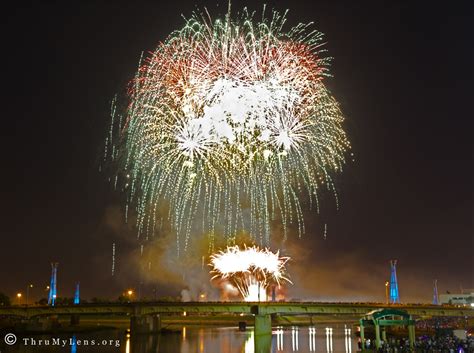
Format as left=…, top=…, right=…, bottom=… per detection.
left=0, top=302, right=472, bottom=319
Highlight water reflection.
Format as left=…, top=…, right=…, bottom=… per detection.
left=291, top=326, right=299, bottom=351
left=125, top=335, right=130, bottom=353
left=309, top=327, right=316, bottom=352
left=41, top=324, right=356, bottom=353
left=71, top=335, right=77, bottom=353
left=244, top=331, right=255, bottom=353
left=244, top=325, right=356, bottom=353
left=344, top=326, right=352, bottom=353
left=276, top=326, right=284, bottom=351
left=325, top=327, right=333, bottom=353
left=198, top=328, right=204, bottom=353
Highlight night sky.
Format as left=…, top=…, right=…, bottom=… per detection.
left=2, top=1, right=472, bottom=303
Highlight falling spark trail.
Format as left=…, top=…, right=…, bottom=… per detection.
left=111, top=243, right=116, bottom=276
left=106, top=7, right=350, bottom=248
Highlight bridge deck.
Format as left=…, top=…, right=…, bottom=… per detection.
left=0, top=302, right=472, bottom=318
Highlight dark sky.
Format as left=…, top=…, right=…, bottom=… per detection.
left=2, top=1, right=472, bottom=303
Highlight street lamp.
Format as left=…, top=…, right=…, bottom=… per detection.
left=17, top=293, right=22, bottom=305
left=385, top=281, right=389, bottom=305
left=26, top=284, right=33, bottom=307
left=127, top=290, right=134, bottom=302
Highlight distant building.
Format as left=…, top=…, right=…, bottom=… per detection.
left=439, top=292, right=474, bottom=306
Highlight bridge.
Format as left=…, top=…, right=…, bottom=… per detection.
left=2, top=302, right=471, bottom=353
left=1, top=301, right=471, bottom=329
left=1, top=301, right=472, bottom=319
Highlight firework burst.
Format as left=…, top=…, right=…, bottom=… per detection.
left=209, top=245, right=291, bottom=301
left=106, top=6, right=350, bottom=249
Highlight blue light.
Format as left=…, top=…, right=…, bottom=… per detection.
left=74, top=283, right=80, bottom=305
left=48, top=263, right=58, bottom=306
left=71, top=336, right=77, bottom=353
left=389, top=260, right=400, bottom=304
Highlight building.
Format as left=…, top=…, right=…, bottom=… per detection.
left=439, top=292, right=474, bottom=306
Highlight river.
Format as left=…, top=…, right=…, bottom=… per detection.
left=2, top=324, right=358, bottom=353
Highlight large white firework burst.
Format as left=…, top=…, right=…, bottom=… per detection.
left=106, top=6, right=350, bottom=250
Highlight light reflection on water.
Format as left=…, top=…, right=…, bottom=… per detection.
left=244, top=331, right=255, bottom=353
left=309, top=327, right=316, bottom=352
left=125, top=335, right=130, bottom=353
left=124, top=324, right=357, bottom=353
left=344, top=327, right=352, bottom=353
left=325, top=327, right=333, bottom=352
left=10, top=325, right=355, bottom=353
left=71, top=336, right=77, bottom=353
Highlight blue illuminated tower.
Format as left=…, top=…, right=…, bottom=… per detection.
left=48, top=263, right=58, bottom=306
left=389, top=260, right=400, bottom=303
left=74, top=282, right=80, bottom=305
left=432, top=279, right=439, bottom=305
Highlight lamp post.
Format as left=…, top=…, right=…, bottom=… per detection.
left=127, top=290, right=134, bottom=302
left=16, top=293, right=22, bottom=306
left=26, top=284, right=33, bottom=307
left=385, top=281, right=389, bottom=305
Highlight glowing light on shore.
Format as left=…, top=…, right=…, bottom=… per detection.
left=209, top=245, right=291, bottom=301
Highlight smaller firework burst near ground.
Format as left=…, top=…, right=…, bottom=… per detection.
left=209, top=245, right=291, bottom=301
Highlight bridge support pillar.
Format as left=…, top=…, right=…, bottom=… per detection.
left=254, top=332, right=271, bottom=353
left=254, top=314, right=271, bottom=353
left=381, top=327, right=387, bottom=342
left=152, top=315, right=161, bottom=332
left=375, top=323, right=381, bottom=349
left=360, top=322, right=365, bottom=347
left=254, top=314, right=271, bottom=336
left=130, top=315, right=161, bottom=334
left=408, top=323, right=415, bottom=349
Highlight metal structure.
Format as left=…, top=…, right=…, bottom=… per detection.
left=73, top=283, right=80, bottom=305
left=389, top=260, right=400, bottom=304
left=432, top=279, right=439, bottom=305
left=2, top=301, right=472, bottom=319
left=47, top=263, right=58, bottom=306
left=360, top=309, right=415, bottom=349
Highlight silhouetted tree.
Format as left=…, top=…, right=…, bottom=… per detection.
left=37, top=298, right=48, bottom=305
left=118, top=295, right=129, bottom=303
left=55, top=297, right=74, bottom=305
left=90, top=297, right=109, bottom=303
left=0, top=292, right=10, bottom=306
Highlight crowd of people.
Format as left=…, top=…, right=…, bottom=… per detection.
left=358, top=334, right=473, bottom=352
left=416, top=317, right=468, bottom=330
left=413, top=335, right=473, bottom=352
